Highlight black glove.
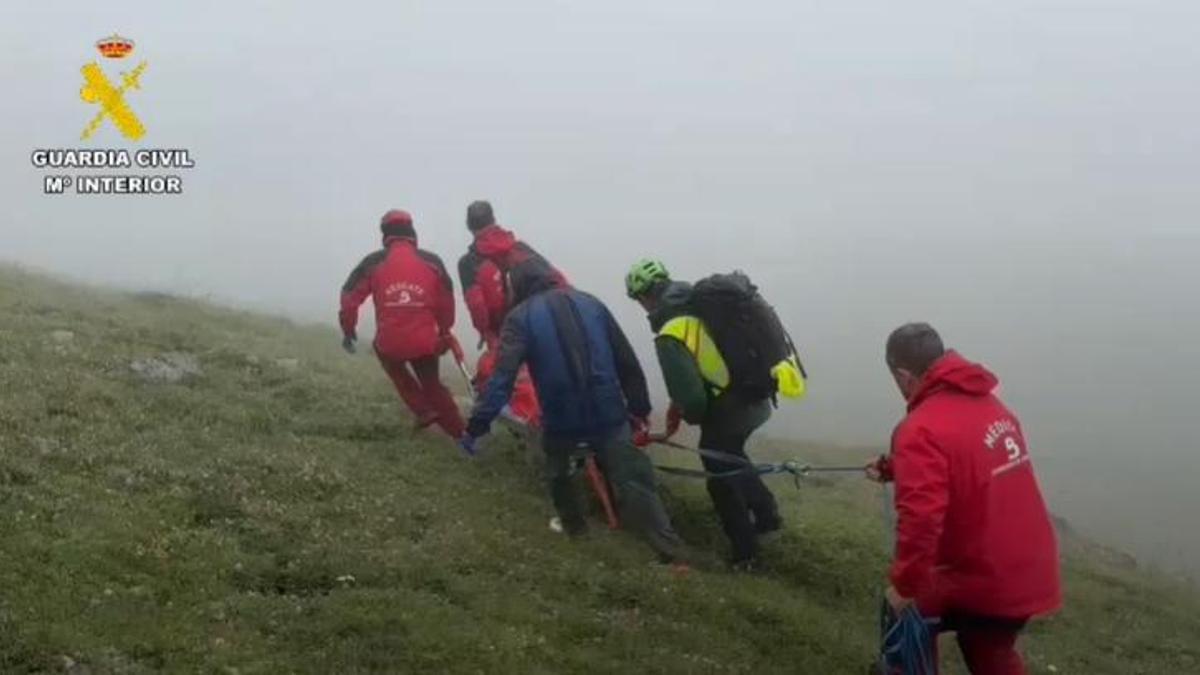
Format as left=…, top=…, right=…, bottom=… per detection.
left=341, top=335, right=357, bottom=354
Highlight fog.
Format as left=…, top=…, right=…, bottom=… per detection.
left=3, top=2, right=1198, bottom=578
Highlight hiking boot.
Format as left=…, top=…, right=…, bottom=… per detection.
left=754, top=516, right=783, bottom=536
left=548, top=516, right=588, bottom=537
left=755, top=518, right=784, bottom=546
left=729, top=557, right=760, bottom=574
left=562, top=518, right=588, bottom=537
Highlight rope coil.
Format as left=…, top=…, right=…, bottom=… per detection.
left=879, top=603, right=937, bottom=675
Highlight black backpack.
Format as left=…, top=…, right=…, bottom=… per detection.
left=688, top=272, right=804, bottom=400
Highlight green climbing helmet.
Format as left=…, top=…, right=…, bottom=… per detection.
left=625, top=258, right=670, bottom=298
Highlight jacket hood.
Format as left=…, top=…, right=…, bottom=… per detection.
left=908, top=350, right=999, bottom=410
left=647, top=281, right=693, bottom=332
left=474, top=224, right=516, bottom=258
left=508, top=258, right=564, bottom=305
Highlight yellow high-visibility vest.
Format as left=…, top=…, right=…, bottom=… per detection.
left=658, top=315, right=730, bottom=391
left=659, top=315, right=807, bottom=400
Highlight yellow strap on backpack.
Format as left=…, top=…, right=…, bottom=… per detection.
left=771, top=357, right=807, bottom=400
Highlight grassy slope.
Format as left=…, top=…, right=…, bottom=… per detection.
left=0, top=265, right=1197, bottom=674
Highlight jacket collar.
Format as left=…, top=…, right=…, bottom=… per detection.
left=907, top=350, right=999, bottom=411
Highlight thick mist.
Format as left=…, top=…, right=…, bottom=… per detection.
left=3, top=2, right=1198, bottom=577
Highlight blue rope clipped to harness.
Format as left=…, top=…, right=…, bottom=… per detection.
left=650, top=439, right=864, bottom=489
left=878, top=602, right=937, bottom=675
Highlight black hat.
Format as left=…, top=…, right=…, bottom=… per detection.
left=466, top=200, right=495, bottom=231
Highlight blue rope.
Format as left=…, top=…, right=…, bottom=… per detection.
left=653, top=457, right=808, bottom=488
left=879, top=603, right=937, bottom=675
left=650, top=440, right=862, bottom=488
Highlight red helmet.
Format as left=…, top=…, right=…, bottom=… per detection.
left=380, top=209, right=413, bottom=228
left=380, top=209, right=416, bottom=240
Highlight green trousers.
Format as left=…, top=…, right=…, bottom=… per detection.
left=699, top=393, right=780, bottom=563
left=543, top=424, right=686, bottom=562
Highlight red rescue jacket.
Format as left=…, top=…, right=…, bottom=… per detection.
left=340, top=237, right=455, bottom=361
left=456, top=224, right=567, bottom=346
left=474, top=349, right=541, bottom=428
left=457, top=254, right=507, bottom=346
left=888, top=351, right=1061, bottom=619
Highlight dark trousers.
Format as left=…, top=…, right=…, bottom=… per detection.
left=699, top=394, right=780, bottom=563
left=878, top=607, right=1028, bottom=675
left=939, top=614, right=1029, bottom=675
left=376, top=353, right=465, bottom=439
left=544, top=424, right=686, bottom=562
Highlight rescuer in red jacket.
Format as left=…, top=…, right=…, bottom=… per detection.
left=869, top=323, right=1061, bottom=675
left=456, top=201, right=566, bottom=426
left=456, top=200, right=568, bottom=348
left=339, top=209, right=465, bottom=439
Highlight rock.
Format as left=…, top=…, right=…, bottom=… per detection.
left=48, top=330, right=80, bottom=356
left=61, top=655, right=93, bottom=675
left=130, top=352, right=202, bottom=383
left=33, top=437, right=57, bottom=456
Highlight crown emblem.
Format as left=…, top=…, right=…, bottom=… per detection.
left=96, top=34, right=135, bottom=59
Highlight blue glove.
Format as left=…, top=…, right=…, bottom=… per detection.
left=458, top=433, right=481, bottom=457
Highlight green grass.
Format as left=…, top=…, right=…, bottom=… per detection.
left=1, top=264, right=1197, bottom=674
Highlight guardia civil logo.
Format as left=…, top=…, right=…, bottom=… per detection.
left=29, top=33, right=196, bottom=196
left=80, top=33, right=148, bottom=141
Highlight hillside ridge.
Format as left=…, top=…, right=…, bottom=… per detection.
left=1, top=265, right=1197, bottom=674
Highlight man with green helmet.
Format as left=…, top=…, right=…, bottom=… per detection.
left=626, top=259, right=785, bottom=570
